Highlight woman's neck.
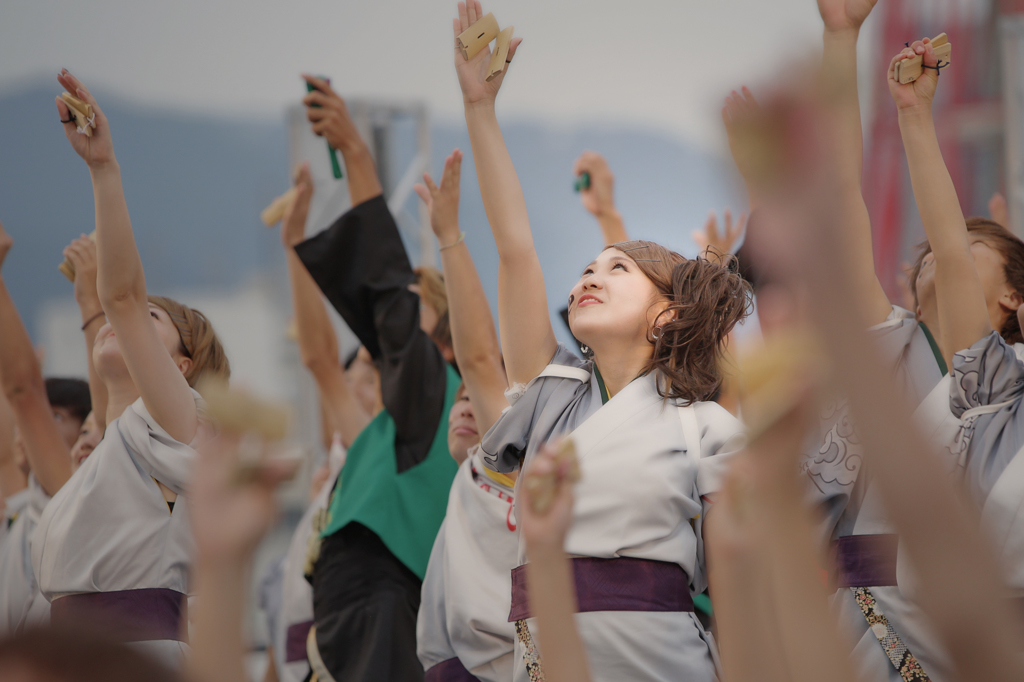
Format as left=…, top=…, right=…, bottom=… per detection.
left=105, top=379, right=140, bottom=427
left=592, top=344, right=651, bottom=398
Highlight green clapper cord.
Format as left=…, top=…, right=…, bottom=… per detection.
left=306, top=79, right=343, bottom=179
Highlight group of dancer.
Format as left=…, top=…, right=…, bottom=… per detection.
left=1, top=0, right=1023, bottom=681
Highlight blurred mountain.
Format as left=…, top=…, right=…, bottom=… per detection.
left=0, top=82, right=741, bottom=345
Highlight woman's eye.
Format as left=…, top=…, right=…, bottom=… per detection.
left=613, top=263, right=625, bottom=271
left=582, top=269, right=593, bottom=276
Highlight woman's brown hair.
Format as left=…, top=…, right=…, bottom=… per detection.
left=908, top=217, right=1024, bottom=345
left=608, top=241, right=753, bottom=404
left=414, top=266, right=453, bottom=352
left=148, top=295, right=231, bottom=386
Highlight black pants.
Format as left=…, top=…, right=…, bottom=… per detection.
left=312, top=523, right=424, bottom=682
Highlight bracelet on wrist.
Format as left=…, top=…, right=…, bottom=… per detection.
left=438, top=232, right=466, bottom=251
left=81, top=310, right=106, bottom=331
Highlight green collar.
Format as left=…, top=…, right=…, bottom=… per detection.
left=594, top=365, right=611, bottom=405
left=919, top=322, right=949, bottom=377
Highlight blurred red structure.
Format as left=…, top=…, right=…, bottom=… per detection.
left=864, top=0, right=1014, bottom=299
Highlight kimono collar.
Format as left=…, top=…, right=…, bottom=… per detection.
left=593, top=365, right=649, bottom=405
left=919, top=322, right=949, bottom=377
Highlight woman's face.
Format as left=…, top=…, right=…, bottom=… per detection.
left=567, top=248, right=664, bottom=352
left=93, top=304, right=191, bottom=381
left=916, top=239, right=1019, bottom=323
left=70, top=411, right=102, bottom=472
left=447, top=385, right=478, bottom=466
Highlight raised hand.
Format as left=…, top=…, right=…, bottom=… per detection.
left=573, top=151, right=616, bottom=219
left=0, top=222, right=11, bottom=268
left=817, top=0, right=879, bottom=33
left=723, top=87, right=766, bottom=206
left=191, top=428, right=298, bottom=564
left=888, top=40, right=940, bottom=112
left=55, top=70, right=115, bottom=169
left=63, top=235, right=100, bottom=310
left=692, top=209, right=747, bottom=256
left=454, top=1, right=523, bottom=107
left=518, top=442, right=576, bottom=555
left=302, top=75, right=362, bottom=153
left=989, top=191, right=1010, bottom=228
left=415, top=149, right=463, bottom=247
left=281, top=163, right=314, bottom=248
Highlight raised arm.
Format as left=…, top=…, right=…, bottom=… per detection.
left=0, top=384, right=20, bottom=502
left=280, top=164, right=371, bottom=448
left=56, top=70, right=196, bottom=442
left=751, top=89, right=1024, bottom=680
left=302, top=75, right=383, bottom=208
left=416, top=149, right=507, bottom=434
left=0, top=224, right=73, bottom=496
left=189, top=429, right=297, bottom=682
left=816, top=0, right=892, bottom=325
left=518, top=443, right=592, bottom=682
left=890, top=41, right=992, bottom=357
left=62, top=235, right=108, bottom=431
left=573, top=152, right=628, bottom=246
left=454, top=1, right=555, bottom=385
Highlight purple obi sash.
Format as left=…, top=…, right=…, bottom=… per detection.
left=50, top=588, right=188, bottom=643
left=832, top=534, right=898, bottom=588
left=509, top=556, right=693, bottom=622
left=285, top=619, right=314, bottom=663
left=425, top=656, right=478, bottom=682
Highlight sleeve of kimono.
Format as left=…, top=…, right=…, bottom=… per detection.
left=951, top=330, right=1024, bottom=417
left=26, top=474, right=49, bottom=516
left=417, top=519, right=457, bottom=671
left=294, top=196, right=449, bottom=473
left=868, top=306, right=921, bottom=365
left=117, top=392, right=203, bottom=496
left=479, top=345, right=587, bottom=474
left=691, top=401, right=746, bottom=514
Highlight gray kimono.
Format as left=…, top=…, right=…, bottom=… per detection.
left=951, top=331, right=1024, bottom=593
left=804, top=306, right=952, bottom=682
left=481, top=345, right=744, bottom=682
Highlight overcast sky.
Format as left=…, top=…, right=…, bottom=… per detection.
left=0, top=0, right=837, bottom=151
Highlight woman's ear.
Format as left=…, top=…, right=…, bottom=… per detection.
left=652, top=304, right=677, bottom=329
left=998, top=288, right=1023, bottom=314
left=177, top=356, right=194, bottom=380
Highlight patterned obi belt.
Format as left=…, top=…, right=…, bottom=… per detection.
left=50, top=588, right=188, bottom=643
left=509, top=556, right=694, bottom=621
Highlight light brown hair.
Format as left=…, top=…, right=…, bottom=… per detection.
left=148, top=295, right=231, bottom=386
left=908, top=218, right=1024, bottom=345
left=608, top=241, right=753, bottom=404
left=414, top=266, right=452, bottom=351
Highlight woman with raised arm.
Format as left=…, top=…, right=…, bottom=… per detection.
left=31, top=70, right=229, bottom=666
left=296, top=75, right=461, bottom=682
left=0, top=222, right=95, bottom=635
left=455, top=4, right=750, bottom=681
left=262, top=162, right=382, bottom=682
left=414, top=150, right=519, bottom=682
left=891, top=38, right=1024, bottom=621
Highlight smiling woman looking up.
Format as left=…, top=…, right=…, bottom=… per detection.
left=450, top=3, right=752, bottom=681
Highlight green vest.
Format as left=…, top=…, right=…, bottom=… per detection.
left=321, top=365, right=460, bottom=579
